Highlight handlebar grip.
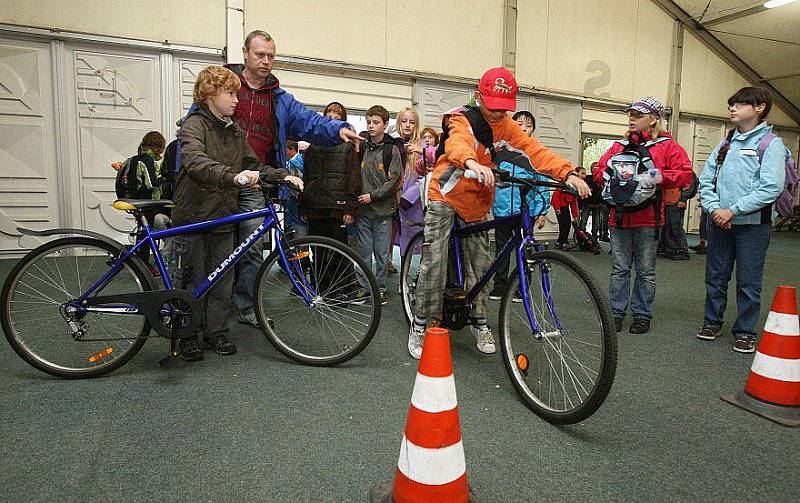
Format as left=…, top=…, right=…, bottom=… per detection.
left=236, top=175, right=249, bottom=187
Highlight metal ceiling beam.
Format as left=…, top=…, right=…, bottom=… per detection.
left=650, top=0, right=800, bottom=124
left=701, top=5, right=767, bottom=27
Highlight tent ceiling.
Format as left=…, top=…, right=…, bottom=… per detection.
left=669, top=0, right=800, bottom=123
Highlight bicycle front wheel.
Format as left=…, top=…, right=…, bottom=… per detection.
left=254, top=236, right=381, bottom=365
left=1, top=237, right=151, bottom=378
left=499, top=250, right=616, bottom=424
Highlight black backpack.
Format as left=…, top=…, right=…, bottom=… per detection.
left=435, top=105, right=495, bottom=163
left=114, top=156, right=138, bottom=199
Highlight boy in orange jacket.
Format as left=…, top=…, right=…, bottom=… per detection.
left=408, top=67, right=590, bottom=359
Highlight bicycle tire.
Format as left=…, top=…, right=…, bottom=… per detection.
left=254, top=236, right=381, bottom=366
left=1, top=237, right=152, bottom=378
left=499, top=249, right=617, bottom=424
left=399, top=231, right=425, bottom=326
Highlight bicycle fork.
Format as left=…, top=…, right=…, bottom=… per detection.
left=517, top=238, right=562, bottom=340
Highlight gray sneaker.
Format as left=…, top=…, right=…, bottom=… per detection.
left=408, top=325, right=425, bottom=360
left=238, top=311, right=260, bottom=329
left=470, top=325, right=496, bottom=354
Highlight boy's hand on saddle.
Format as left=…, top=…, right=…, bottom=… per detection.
left=464, top=159, right=495, bottom=187
left=237, top=170, right=261, bottom=188
left=285, top=175, right=304, bottom=192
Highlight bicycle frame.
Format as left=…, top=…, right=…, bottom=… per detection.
left=449, top=187, right=560, bottom=335
left=78, top=200, right=316, bottom=315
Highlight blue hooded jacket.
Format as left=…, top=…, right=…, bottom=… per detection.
left=492, top=161, right=552, bottom=218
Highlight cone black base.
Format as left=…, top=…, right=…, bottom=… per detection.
left=368, top=481, right=480, bottom=502
left=721, top=391, right=800, bottom=427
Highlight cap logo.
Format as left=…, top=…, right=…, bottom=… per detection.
left=493, top=77, right=513, bottom=95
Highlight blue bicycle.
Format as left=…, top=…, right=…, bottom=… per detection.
left=400, top=169, right=616, bottom=424
left=1, top=175, right=381, bottom=378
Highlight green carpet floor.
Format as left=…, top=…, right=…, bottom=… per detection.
left=1, top=233, right=798, bottom=502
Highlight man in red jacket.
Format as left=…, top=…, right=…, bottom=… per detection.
left=593, top=97, right=693, bottom=334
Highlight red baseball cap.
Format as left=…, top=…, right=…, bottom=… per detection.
left=478, top=67, right=518, bottom=112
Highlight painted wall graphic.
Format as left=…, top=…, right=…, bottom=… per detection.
left=584, top=60, right=612, bottom=99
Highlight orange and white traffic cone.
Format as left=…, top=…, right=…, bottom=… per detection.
left=722, top=285, right=800, bottom=427
left=370, top=327, right=478, bottom=502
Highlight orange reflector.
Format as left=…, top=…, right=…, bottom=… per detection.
left=88, top=347, right=114, bottom=363
left=288, top=251, right=310, bottom=261
left=516, top=354, right=529, bottom=373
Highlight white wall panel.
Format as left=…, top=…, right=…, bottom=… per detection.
left=0, top=0, right=226, bottom=48
left=516, top=0, right=672, bottom=104
left=533, top=96, right=582, bottom=232
left=277, top=69, right=412, bottom=113
left=0, top=40, right=59, bottom=255
left=64, top=46, right=162, bottom=242
left=246, top=0, right=503, bottom=81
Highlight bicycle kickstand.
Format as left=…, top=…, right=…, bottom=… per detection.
left=158, top=313, right=181, bottom=367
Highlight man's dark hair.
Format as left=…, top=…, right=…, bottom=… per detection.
left=244, top=30, right=273, bottom=50
left=728, top=86, right=772, bottom=121
left=366, top=105, right=389, bottom=124
left=512, top=110, right=536, bottom=131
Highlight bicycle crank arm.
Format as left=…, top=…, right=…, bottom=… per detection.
left=83, top=289, right=202, bottom=338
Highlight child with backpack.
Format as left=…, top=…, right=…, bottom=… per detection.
left=112, top=131, right=168, bottom=273
left=489, top=110, right=552, bottom=301
left=695, top=86, right=791, bottom=354
left=354, top=105, right=404, bottom=305
left=593, top=96, right=693, bottom=335
left=408, top=67, right=589, bottom=359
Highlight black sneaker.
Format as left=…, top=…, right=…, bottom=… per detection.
left=488, top=289, right=503, bottom=301
left=380, top=292, right=388, bottom=306
left=629, top=318, right=650, bottom=334
left=669, top=250, right=690, bottom=260
left=733, top=335, right=756, bottom=354
left=689, top=243, right=706, bottom=252
left=695, top=326, right=720, bottom=341
left=349, top=290, right=369, bottom=305
left=695, top=247, right=707, bottom=256
left=656, top=250, right=669, bottom=258
left=204, top=334, right=237, bottom=356
left=179, top=336, right=204, bottom=361
left=614, top=317, right=623, bottom=333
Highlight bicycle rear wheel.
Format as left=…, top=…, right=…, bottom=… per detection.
left=399, top=231, right=424, bottom=326
left=499, top=249, right=616, bottom=424
left=1, top=237, right=151, bottom=378
left=254, top=236, right=381, bottom=365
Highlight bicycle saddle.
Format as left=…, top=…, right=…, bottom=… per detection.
left=112, top=199, right=175, bottom=211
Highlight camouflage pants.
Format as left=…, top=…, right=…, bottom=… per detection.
left=413, top=200, right=492, bottom=322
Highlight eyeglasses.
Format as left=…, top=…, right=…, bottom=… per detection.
left=728, top=103, right=752, bottom=110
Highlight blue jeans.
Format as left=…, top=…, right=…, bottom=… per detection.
left=356, top=214, right=392, bottom=291
left=233, top=188, right=268, bottom=316
left=609, top=226, right=658, bottom=320
left=703, top=223, right=771, bottom=338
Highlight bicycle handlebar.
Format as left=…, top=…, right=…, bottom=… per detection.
left=463, top=169, right=580, bottom=197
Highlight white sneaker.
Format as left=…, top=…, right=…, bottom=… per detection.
left=471, top=325, right=496, bottom=354
left=408, top=325, right=425, bottom=360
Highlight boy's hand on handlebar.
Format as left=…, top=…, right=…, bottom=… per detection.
left=238, top=170, right=261, bottom=188
left=536, top=215, right=546, bottom=229
left=566, top=173, right=591, bottom=198
left=464, top=159, right=494, bottom=187
left=285, top=175, right=304, bottom=192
